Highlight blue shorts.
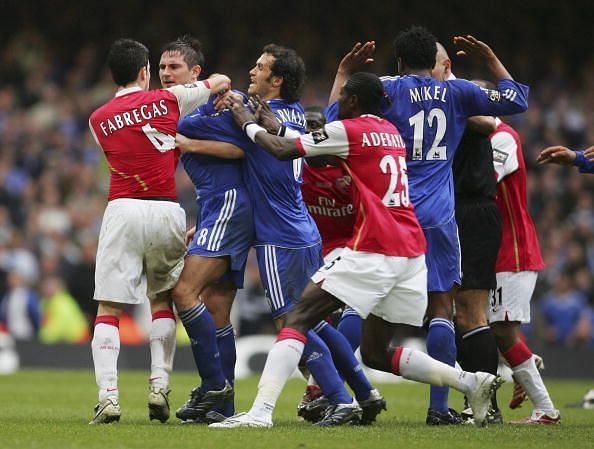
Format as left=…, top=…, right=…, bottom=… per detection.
left=187, top=187, right=254, bottom=288
left=423, top=216, right=461, bottom=293
left=256, top=243, right=323, bottom=319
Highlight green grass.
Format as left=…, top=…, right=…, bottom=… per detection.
left=0, top=370, right=592, bottom=449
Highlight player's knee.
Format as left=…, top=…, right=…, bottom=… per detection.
left=360, top=346, right=386, bottom=371
left=171, top=282, right=198, bottom=309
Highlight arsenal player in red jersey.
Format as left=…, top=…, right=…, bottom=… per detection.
left=87, top=38, right=230, bottom=424
left=210, top=72, right=501, bottom=429
left=489, top=118, right=560, bottom=424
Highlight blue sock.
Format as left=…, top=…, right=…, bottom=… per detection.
left=304, top=330, right=353, bottom=405
left=215, top=324, right=236, bottom=416
left=178, top=303, right=226, bottom=392
left=337, top=308, right=363, bottom=351
left=315, top=321, right=372, bottom=401
left=427, top=318, right=456, bottom=413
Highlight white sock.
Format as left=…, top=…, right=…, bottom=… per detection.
left=396, top=347, right=477, bottom=394
left=249, top=337, right=305, bottom=420
left=512, top=356, right=556, bottom=412
left=149, top=316, right=176, bottom=389
left=92, top=323, right=120, bottom=401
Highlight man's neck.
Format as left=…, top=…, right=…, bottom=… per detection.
left=401, top=68, right=432, bottom=77
left=118, top=81, right=144, bottom=92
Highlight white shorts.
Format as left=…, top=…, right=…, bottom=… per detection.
left=488, top=271, right=538, bottom=324
left=311, top=247, right=427, bottom=326
left=94, top=198, right=186, bottom=304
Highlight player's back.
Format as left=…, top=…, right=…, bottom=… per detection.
left=493, top=121, right=544, bottom=272
left=336, top=115, right=425, bottom=257
left=89, top=87, right=181, bottom=201
left=381, top=75, right=529, bottom=227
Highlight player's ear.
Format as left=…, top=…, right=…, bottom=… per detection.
left=271, top=75, right=283, bottom=89
left=191, top=65, right=202, bottom=81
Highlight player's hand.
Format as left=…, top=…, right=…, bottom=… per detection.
left=213, top=91, right=243, bottom=111
left=207, top=74, right=232, bottom=94
left=453, top=35, right=496, bottom=61
left=175, top=133, right=192, bottom=153
left=338, top=41, right=376, bottom=75
left=185, top=226, right=196, bottom=246
left=251, top=95, right=281, bottom=134
left=536, top=146, right=576, bottom=165
left=227, top=95, right=256, bottom=129
left=583, top=145, right=594, bottom=161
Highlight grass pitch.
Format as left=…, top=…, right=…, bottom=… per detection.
left=0, top=370, right=592, bottom=449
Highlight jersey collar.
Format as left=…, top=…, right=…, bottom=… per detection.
left=115, top=86, right=143, bottom=97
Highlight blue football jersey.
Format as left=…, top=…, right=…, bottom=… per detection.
left=177, top=97, right=246, bottom=197
left=381, top=76, right=528, bottom=227
left=179, top=96, right=320, bottom=248
left=329, top=77, right=528, bottom=227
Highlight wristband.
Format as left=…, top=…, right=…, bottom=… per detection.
left=241, top=121, right=256, bottom=132
left=245, top=123, right=266, bottom=142
left=277, top=124, right=287, bottom=137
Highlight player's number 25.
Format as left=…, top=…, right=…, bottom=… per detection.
left=380, top=154, right=410, bottom=208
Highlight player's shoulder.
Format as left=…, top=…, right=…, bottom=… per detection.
left=271, top=99, right=306, bottom=130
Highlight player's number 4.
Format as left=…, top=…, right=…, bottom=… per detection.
left=409, top=108, right=447, bottom=161
left=142, top=124, right=176, bottom=152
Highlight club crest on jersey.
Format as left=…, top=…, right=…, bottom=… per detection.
left=493, top=149, right=509, bottom=163
left=312, top=129, right=329, bottom=144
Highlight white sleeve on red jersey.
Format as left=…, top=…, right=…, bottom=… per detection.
left=296, top=120, right=349, bottom=158
left=491, top=130, right=519, bottom=181
left=166, top=81, right=212, bottom=118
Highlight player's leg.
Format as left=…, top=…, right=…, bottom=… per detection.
left=210, top=281, right=345, bottom=429
left=201, top=280, right=237, bottom=421
left=90, top=199, right=151, bottom=424
left=261, top=245, right=358, bottom=425
left=423, top=219, right=460, bottom=422
left=455, top=201, right=502, bottom=423
left=489, top=271, right=559, bottom=424
left=172, top=255, right=232, bottom=421
left=91, top=301, right=123, bottom=424
left=147, top=291, right=176, bottom=423
left=337, top=307, right=363, bottom=351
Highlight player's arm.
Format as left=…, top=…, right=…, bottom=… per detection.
left=453, top=36, right=529, bottom=116
left=175, top=134, right=244, bottom=159
left=168, top=74, right=231, bottom=118
left=491, top=130, right=519, bottom=181
left=328, top=41, right=376, bottom=104
left=467, top=116, right=496, bottom=135
left=229, top=96, right=348, bottom=161
left=537, top=145, right=594, bottom=173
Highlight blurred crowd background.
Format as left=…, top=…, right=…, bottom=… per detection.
left=0, top=1, right=593, bottom=348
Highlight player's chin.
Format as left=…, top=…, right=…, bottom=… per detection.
left=162, top=81, right=176, bottom=88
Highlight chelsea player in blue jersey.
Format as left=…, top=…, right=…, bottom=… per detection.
left=328, top=27, right=529, bottom=423
left=156, top=36, right=253, bottom=424
left=175, top=44, right=385, bottom=426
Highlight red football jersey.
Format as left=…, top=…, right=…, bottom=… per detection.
left=296, top=115, right=426, bottom=257
left=302, top=163, right=355, bottom=256
left=89, top=82, right=211, bottom=201
left=492, top=120, right=544, bottom=272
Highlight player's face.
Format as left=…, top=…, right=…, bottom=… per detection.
left=159, top=51, right=200, bottom=88
left=305, top=112, right=326, bottom=132
left=248, top=53, right=277, bottom=98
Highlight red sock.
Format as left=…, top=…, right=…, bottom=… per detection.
left=277, top=328, right=307, bottom=344
left=390, top=346, right=404, bottom=375
left=502, top=339, right=532, bottom=368
left=95, top=315, right=119, bottom=328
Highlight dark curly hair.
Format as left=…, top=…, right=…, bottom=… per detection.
left=160, top=35, right=205, bottom=69
left=263, top=44, right=305, bottom=103
left=393, top=26, right=438, bottom=71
